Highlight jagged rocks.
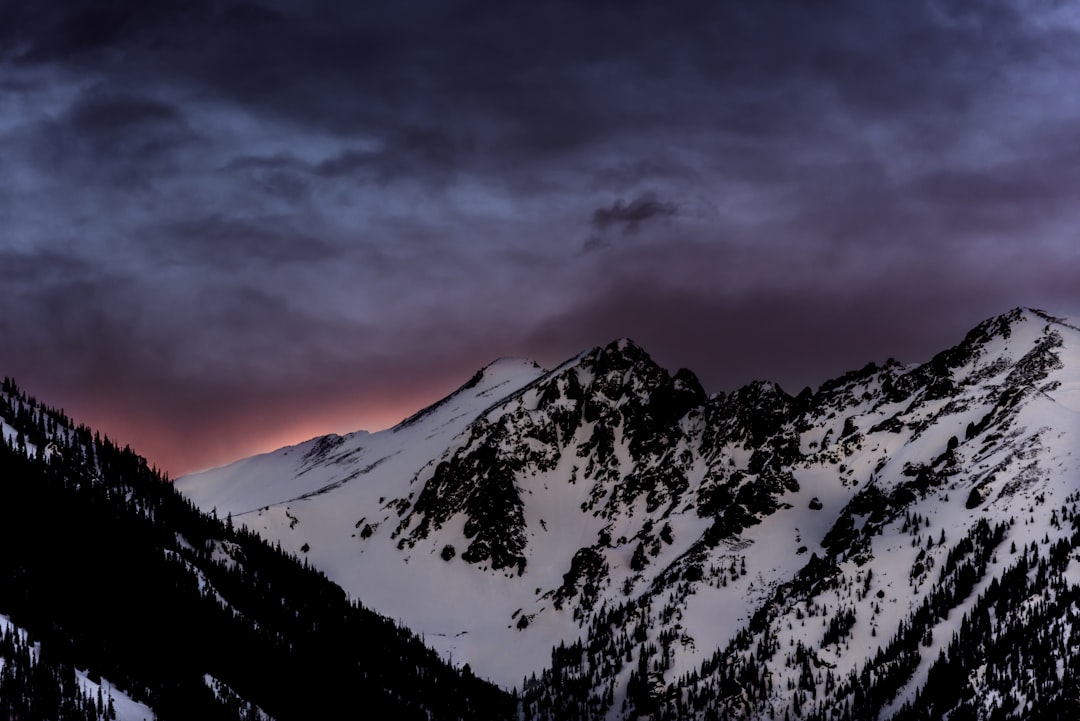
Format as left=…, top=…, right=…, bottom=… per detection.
left=553, top=547, right=608, bottom=611
left=178, top=307, right=1080, bottom=718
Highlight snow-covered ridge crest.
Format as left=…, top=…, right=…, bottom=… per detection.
left=178, top=354, right=547, bottom=517
left=176, top=307, right=1080, bottom=719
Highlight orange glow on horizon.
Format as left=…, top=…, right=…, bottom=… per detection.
left=179, top=404, right=413, bottom=476
left=65, top=392, right=443, bottom=480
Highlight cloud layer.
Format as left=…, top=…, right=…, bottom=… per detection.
left=2, top=0, right=1078, bottom=473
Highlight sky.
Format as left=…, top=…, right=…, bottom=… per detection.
left=2, top=0, right=1079, bottom=476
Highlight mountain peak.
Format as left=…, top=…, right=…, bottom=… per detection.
left=597, top=336, right=649, bottom=359
left=476, top=356, right=545, bottom=381
left=395, top=357, right=545, bottom=430
left=732, top=378, right=790, bottom=402
left=176, top=310, right=1080, bottom=715
left=971, top=305, right=1074, bottom=342
left=581, top=336, right=658, bottom=370
left=610, top=336, right=641, bottom=352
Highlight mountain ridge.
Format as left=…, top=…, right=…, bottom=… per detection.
left=177, top=306, right=1080, bottom=719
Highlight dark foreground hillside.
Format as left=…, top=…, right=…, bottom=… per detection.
left=0, top=377, right=514, bottom=721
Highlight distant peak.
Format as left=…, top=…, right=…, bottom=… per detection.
left=991, top=306, right=1066, bottom=327
left=599, top=337, right=649, bottom=358
left=966, top=306, right=1067, bottom=346
left=1019, top=307, right=1078, bottom=328
left=394, top=357, right=545, bottom=430
left=483, top=356, right=543, bottom=371
left=728, top=379, right=792, bottom=405
left=744, top=379, right=784, bottom=393
left=578, top=338, right=658, bottom=375
left=464, top=357, right=544, bottom=390
left=1002, top=306, right=1041, bottom=324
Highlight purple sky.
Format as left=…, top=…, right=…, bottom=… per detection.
left=2, top=0, right=1079, bottom=475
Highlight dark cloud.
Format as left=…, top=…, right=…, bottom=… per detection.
left=12, top=86, right=197, bottom=200
left=148, top=214, right=342, bottom=268
left=584, top=193, right=678, bottom=252
left=68, top=92, right=182, bottom=135
left=1, top=0, right=1079, bottom=474
left=0, top=250, right=96, bottom=286
left=591, top=194, right=677, bottom=234
left=525, top=239, right=1080, bottom=395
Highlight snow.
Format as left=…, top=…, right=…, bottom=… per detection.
left=76, top=670, right=156, bottom=721
left=204, top=674, right=273, bottom=721
left=180, top=357, right=546, bottom=516
left=0, top=614, right=155, bottom=721
left=175, top=308, right=1080, bottom=713
left=0, top=418, right=40, bottom=458
left=179, top=355, right=553, bottom=685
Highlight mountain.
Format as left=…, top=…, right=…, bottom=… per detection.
left=0, top=379, right=514, bottom=720
left=178, top=307, right=1080, bottom=719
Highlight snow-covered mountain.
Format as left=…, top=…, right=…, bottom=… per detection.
left=178, top=307, right=1080, bottom=719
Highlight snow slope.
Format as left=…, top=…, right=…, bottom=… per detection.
left=1, top=614, right=155, bottom=721
left=178, top=308, right=1080, bottom=719
left=181, top=356, right=557, bottom=681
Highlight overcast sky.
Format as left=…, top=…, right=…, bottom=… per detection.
left=2, top=0, right=1079, bottom=475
